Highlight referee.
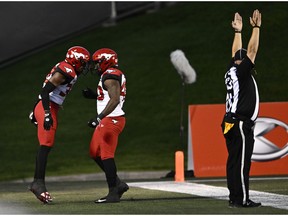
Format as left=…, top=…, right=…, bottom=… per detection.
left=221, top=9, right=262, bottom=208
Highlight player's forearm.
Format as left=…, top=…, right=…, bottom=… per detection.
left=40, top=81, right=56, bottom=112
left=99, top=98, right=120, bottom=117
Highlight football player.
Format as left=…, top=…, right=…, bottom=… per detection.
left=29, top=46, right=90, bottom=204
left=82, top=48, right=128, bottom=203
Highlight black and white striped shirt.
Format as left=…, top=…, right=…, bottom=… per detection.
left=224, top=57, right=259, bottom=121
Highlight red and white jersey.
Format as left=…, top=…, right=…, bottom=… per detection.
left=97, top=68, right=126, bottom=117
left=39, top=61, right=78, bottom=105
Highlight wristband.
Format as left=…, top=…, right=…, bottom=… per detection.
left=253, top=26, right=260, bottom=28
left=235, top=30, right=241, bottom=33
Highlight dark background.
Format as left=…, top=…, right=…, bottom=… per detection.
left=0, top=1, right=167, bottom=67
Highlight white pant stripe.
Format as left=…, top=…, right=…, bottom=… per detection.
left=239, top=121, right=247, bottom=204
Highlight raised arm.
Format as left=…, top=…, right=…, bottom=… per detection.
left=231, top=12, right=243, bottom=58
left=247, top=9, right=262, bottom=63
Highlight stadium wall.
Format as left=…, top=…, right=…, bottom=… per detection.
left=0, top=2, right=163, bottom=68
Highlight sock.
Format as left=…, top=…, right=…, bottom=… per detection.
left=102, top=158, right=117, bottom=188
left=95, top=157, right=121, bottom=182
left=94, top=157, right=105, bottom=172
left=34, top=145, right=52, bottom=180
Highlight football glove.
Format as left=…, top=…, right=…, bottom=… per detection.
left=88, top=116, right=101, bottom=128
left=44, top=111, right=53, bottom=130
left=29, top=111, right=38, bottom=126
left=82, top=87, right=97, bottom=99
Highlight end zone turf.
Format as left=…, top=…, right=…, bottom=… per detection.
left=128, top=181, right=288, bottom=210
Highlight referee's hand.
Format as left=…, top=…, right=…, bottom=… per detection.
left=232, top=12, right=243, bottom=32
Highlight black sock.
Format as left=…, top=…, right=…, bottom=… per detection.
left=34, top=145, right=52, bottom=180
left=102, top=158, right=117, bottom=188
left=95, top=157, right=120, bottom=181
left=94, top=157, right=105, bottom=172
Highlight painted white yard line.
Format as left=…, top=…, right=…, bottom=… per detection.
left=128, top=181, right=288, bottom=210
left=191, top=176, right=288, bottom=183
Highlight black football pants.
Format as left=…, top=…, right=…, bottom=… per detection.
left=222, top=116, right=255, bottom=205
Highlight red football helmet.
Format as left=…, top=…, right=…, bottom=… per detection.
left=92, top=48, right=118, bottom=74
left=65, top=46, right=91, bottom=74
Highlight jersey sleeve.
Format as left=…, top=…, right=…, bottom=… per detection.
left=56, top=61, right=77, bottom=82
left=101, top=68, right=122, bottom=90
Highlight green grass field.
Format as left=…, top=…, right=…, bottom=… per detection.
left=0, top=177, right=287, bottom=214
left=0, top=2, right=287, bottom=183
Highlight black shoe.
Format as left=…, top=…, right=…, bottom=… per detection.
left=98, top=180, right=129, bottom=201
left=243, top=199, right=261, bottom=208
left=118, top=181, right=129, bottom=198
left=28, top=179, right=52, bottom=204
left=228, top=200, right=242, bottom=208
left=95, top=187, right=120, bottom=204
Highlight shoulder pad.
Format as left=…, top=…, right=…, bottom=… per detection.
left=103, top=68, right=123, bottom=77
left=57, top=61, right=77, bottom=78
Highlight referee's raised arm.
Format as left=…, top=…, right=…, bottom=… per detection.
left=247, top=9, right=262, bottom=64
left=231, top=12, right=243, bottom=58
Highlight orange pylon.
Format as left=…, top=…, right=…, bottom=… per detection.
left=175, top=151, right=185, bottom=182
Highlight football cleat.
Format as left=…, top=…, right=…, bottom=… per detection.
left=28, top=180, right=53, bottom=204
left=117, top=181, right=129, bottom=198
left=97, top=180, right=129, bottom=201
left=95, top=187, right=120, bottom=204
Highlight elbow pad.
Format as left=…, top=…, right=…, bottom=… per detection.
left=40, top=81, right=56, bottom=111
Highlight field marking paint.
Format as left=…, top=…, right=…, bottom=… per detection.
left=128, top=181, right=288, bottom=210
left=191, top=176, right=288, bottom=183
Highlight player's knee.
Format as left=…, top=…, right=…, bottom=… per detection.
left=101, top=154, right=115, bottom=160
left=89, top=148, right=100, bottom=159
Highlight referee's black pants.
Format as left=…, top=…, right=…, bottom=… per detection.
left=221, top=116, right=255, bottom=205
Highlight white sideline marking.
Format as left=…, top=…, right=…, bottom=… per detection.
left=128, top=181, right=288, bottom=210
